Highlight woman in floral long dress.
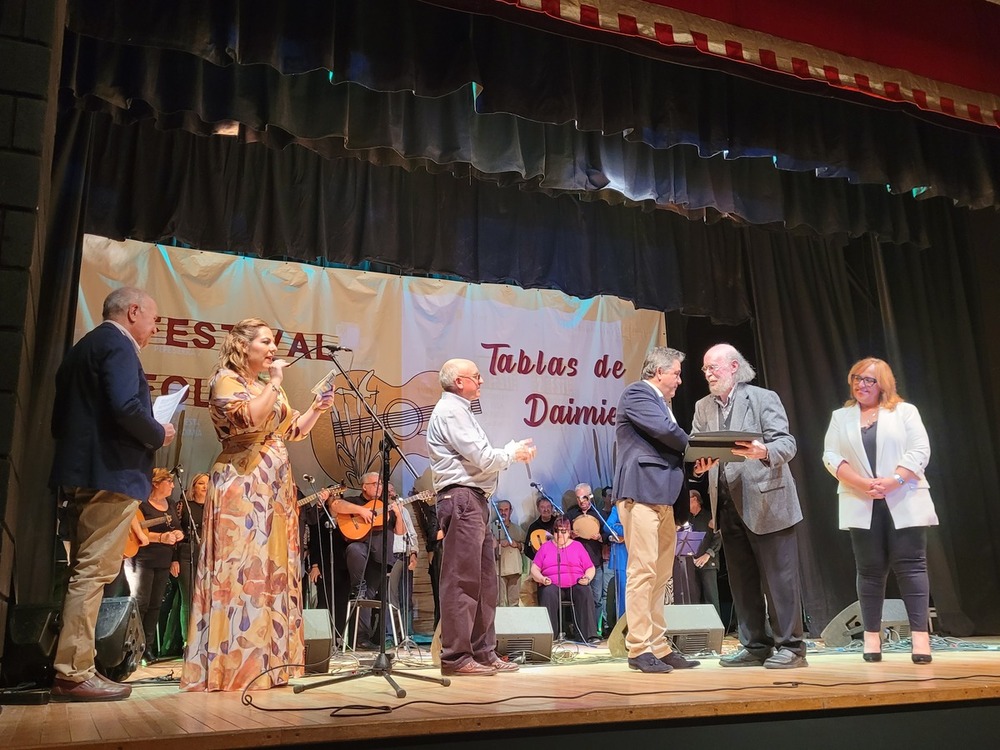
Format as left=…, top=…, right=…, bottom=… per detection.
left=181, top=318, right=334, bottom=691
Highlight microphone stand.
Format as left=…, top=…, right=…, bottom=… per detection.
left=294, top=351, right=449, bottom=697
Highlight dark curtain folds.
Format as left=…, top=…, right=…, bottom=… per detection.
left=60, top=30, right=952, bottom=245
left=65, top=0, right=1000, bottom=213
left=879, top=212, right=1000, bottom=635
left=73, top=109, right=756, bottom=321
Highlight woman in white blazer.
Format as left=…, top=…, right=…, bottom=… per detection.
left=822, top=357, right=938, bottom=664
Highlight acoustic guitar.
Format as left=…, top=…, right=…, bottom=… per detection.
left=122, top=511, right=171, bottom=559
left=337, top=489, right=436, bottom=542
left=529, top=528, right=552, bottom=551
left=298, top=485, right=346, bottom=510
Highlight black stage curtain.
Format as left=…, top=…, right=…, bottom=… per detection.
left=65, top=0, right=1000, bottom=215
left=59, top=30, right=947, bottom=247
left=73, top=108, right=757, bottom=323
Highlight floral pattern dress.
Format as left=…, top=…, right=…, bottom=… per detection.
left=181, top=369, right=311, bottom=691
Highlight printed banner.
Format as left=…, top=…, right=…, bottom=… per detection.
left=78, top=235, right=666, bottom=524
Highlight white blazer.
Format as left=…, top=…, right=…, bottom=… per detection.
left=822, top=401, right=938, bottom=530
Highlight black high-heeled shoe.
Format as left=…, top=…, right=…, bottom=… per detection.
left=863, top=652, right=882, bottom=662
left=911, top=653, right=932, bottom=664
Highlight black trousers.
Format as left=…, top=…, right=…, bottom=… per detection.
left=718, top=494, right=805, bottom=657
left=849, top=499, right=930, bottom=633
left=538, top=583, right=597, bottom=641
left=345, top=532, right=392, bottom=643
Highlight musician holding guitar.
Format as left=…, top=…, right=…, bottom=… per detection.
left=124, top=467, right=184, bottom=662
left=328, top=471, right=407, bottom=647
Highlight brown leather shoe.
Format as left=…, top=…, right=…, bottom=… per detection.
left=487, top=659, right=520, bottom=672
left=441, top=661, right=497, bottom=677
left=51, top=674, right=132, bottom=702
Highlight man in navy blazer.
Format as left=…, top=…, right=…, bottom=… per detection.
left=49, top=287, right=175, bottom=701
left=692, top=343, right=807, bottom=669
left=613, top=347, right=699, bottom=673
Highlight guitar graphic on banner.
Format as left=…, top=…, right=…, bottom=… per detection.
left=310, top=369, right=483, bottom=488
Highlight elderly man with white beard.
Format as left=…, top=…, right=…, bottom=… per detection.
left=691, top=343, right=808, bottom=670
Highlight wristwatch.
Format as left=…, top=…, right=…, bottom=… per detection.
left=893, top=473, right=905, bottom=485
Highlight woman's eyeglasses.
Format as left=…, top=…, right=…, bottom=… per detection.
left=850, top=375, right=878, bottom=387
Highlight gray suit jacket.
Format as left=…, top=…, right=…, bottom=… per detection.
left=692, top=383, right=802, bottom=535
left=613, top=380, right=689, bottom=506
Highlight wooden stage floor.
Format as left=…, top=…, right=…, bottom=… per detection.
left=3, top=638, right=1000, bottom=750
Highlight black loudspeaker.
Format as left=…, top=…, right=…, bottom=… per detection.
left=430, top=607, right=554, bottom=665
left=1, top=605, right=60, bottom=687
left=95, top=597, right=144, bottom=682
left=303, top=609, right=333, bottom=673
left=820, top=598, right=912, bottom=648
left=608, top=605, right=725, bottom=657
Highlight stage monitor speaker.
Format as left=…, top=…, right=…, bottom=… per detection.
left=495, top=607, right=553, bottom=663
left=663, top=604, right=724, bottom=655
left=303, top=608, right=333, bottom=673
left=1, top=605, right=60, bottom=688
left=95, top=597, right=144, bottom=682
left=429, top=607, right=554, bottom=665
left=608, top=605, right=724, bottom=657
left=820, top=598, right=911, bottom=648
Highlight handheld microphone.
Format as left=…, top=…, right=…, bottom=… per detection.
left=170, top=464, right=184, bottom=476
left=322, top=344, right=353, bottom=353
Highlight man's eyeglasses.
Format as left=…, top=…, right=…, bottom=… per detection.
left=457, top=372, right=483, bottom=382
left=850, top=375, right=878, bottom=387
left=701, top=363, right=723, bottom=374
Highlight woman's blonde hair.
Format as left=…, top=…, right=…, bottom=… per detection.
left=189, top=472, right=209, bottom=493
left=151, top=467, right=173, bottom=485
left=844, top=357, right=904, bottom=410
left=215, top=317, right=271, bottom=378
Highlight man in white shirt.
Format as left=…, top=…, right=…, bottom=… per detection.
left=426, top=358, right=535, bottom=677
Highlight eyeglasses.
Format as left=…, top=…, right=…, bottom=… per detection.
left=701, top=363, right=723, bottom=374
left=850, top=375, right=878, bottom=387
left=457, top=372, right=483, bottom=382
left=554, top=529, right=570, bottom=534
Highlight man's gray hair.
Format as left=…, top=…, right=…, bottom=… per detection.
left=640, top=347, right=685, bottom=379
left=361, top=471, right=380, bottom=485
left=716, top=343, right=757, bottom=384
left=575, top=483, right=592, bottom=494
left=439, top=360, right=462, bottom=392
left=102, top=287, right=149, bottom=320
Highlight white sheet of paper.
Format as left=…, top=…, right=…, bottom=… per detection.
left=153, top=384, right=189, bottom=424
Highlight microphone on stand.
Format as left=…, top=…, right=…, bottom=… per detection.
left=322, top=344, right=353, bottom=353
left=303, top=473, right=315, bottom=485
left=170, top=464, right=185, bottom=476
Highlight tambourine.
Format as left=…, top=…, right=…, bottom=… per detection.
left=572, top=514, right=600, bottom=540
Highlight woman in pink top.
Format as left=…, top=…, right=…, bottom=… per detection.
left=530, top=516, right=598, bottom=642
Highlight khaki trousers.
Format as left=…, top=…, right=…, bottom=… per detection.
left=54, top=488, right=139, bottom=682
left=619, top=499, right=676, bottom=659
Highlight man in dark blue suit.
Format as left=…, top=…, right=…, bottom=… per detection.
left=613, top=346, right=699, bottom=673
left=49, top=287, right=175, bottom=701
